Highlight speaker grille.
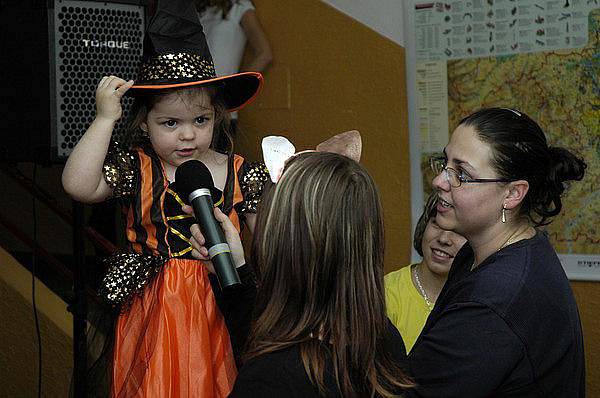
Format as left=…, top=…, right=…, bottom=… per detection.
left=53, top=0, right=145, bottom=158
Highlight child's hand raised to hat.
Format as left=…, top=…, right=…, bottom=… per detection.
left=95, top=76, right=135, bottom=123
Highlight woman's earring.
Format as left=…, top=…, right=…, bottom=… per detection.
left=502, top=204, right=507, bottom=223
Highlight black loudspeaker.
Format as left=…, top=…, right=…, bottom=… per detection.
left=0, top=0, right=146, bottom=163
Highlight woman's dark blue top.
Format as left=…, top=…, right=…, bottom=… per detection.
left=407, top=231, right=585, bottom=397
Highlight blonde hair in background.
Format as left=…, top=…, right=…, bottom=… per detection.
left=248, top=152, right=412, bottom=397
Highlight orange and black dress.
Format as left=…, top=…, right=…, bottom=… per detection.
left=99, top=143, right=268, bottom=397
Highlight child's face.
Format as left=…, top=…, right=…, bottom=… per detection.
left=142, top=89, right=215, bottom=172
left=421, top=218, right=466, bottom=276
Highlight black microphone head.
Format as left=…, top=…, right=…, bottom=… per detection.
left=174, top=160, right=222, bottom=204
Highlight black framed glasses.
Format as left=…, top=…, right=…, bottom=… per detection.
left=429, top=156, right=513, bottom=188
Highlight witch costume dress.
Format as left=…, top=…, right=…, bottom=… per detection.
left=92, top=0, right=266, bottom=395
left=100, top=141, right=268, bottom=397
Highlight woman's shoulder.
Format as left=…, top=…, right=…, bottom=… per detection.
left=479, top=231, right=552, bottom=281
left=492, top=231, right=570, bottom=296
left=447, top=232, right=558, bottom=312
left=232, top=347, right=308, bottom=397
left=243, top=346, right=299, bottom=366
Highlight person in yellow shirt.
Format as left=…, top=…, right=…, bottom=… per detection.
left=385, top=193, right=466, bottom=352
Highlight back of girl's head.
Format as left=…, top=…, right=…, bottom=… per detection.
left=126, top=84, right=232, bottom=153
left=249, top=151, right=411, bottom=397
left=459, top=107, right=586, bottom=226
left=253, top=152, right=384, bottom=332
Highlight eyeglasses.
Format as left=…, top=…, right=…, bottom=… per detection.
left=429, top=156, right=513, bottom=188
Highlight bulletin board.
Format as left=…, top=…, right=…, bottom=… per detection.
left=404, top=0, right=600, bottom=280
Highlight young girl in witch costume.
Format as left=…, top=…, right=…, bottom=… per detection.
left=62, top=1, right=268, bottom=396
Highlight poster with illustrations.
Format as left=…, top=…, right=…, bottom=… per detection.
left=404, top=0, right=600, bottom=280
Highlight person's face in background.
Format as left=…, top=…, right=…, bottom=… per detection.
left=421, top=218, right=466, bottom=276
left=432, top=124, right=507, bottom=239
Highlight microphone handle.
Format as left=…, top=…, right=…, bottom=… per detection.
left=190, top=194, right=241, bottom=289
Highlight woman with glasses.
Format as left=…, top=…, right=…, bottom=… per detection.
left=406, top=108, right=586, bottom=397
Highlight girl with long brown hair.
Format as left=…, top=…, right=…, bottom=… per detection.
left=190, top=149, right=412, bottom=397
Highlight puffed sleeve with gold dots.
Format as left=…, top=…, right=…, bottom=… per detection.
left=102, top=141, right=138, bottom=198
left=238, top=161, right=271, bottom=215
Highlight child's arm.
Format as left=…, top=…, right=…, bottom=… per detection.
left=62, top=76, right=134, bottom=203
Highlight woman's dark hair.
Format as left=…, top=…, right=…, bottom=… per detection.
left=194, top=0, right=235, bottom=18
left=413, top=192, right=438, bottom=256
left=125, top=84, right=232, bottom=154
left=459, top=107, right=586, bottom=226
left=247, top=152, right=412, bottom=397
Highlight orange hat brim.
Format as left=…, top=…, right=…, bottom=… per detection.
left=127, top=71, right=263, bottom=112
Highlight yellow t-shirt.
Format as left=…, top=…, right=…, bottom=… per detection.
left=384, top=264, right=432, bottom=353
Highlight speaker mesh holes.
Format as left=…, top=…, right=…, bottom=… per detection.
left=54, top=1, right=144, bottom=158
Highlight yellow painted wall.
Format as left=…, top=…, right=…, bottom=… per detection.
left=237, top=0, right=412, bottom=272
left=572, top=282, right=600, bottom=397
left=0, top=246, right=73, bottom=396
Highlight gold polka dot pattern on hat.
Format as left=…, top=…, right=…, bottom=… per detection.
left=138, top=52, right=216, bottom=83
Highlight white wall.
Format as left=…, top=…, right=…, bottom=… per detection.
left=321, top=0, right=405, bottom=47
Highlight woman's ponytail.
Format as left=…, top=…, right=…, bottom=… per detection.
left=530, top=146, right=586, bottom=225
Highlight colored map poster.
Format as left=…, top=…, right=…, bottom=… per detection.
left=407, top=1, right=599, bottom=279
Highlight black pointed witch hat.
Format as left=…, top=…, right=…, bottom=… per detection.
left=128, top=0, right=262, bottom=111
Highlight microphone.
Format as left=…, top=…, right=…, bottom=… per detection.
left=175, top=160, right=241, bottom=289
